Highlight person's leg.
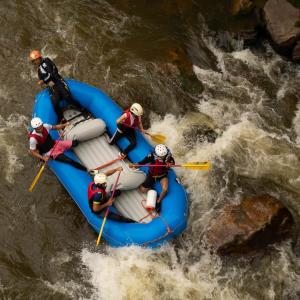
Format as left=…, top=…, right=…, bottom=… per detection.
left=109, top=128, right=123, bottom=145
left=72, top=139, right=80, bottom=147
left=54, top=153, right=87, bottom=171
left=157, top=177, right=168, bottom=203
left=50, top=88, right=63, bottom=120
left=139, top=185, right=149, bottom=193
left=122, top=129, right=136, bottom=156
left=139, top=173, right=154, bottom=193
left=98, top=210, right=135, bottom=223
left=60, top=81, right=82, bottom=110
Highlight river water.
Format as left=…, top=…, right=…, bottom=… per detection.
left=1, top=0, right=300, bottom=299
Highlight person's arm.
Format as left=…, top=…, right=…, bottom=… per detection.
left=104, top=166, right=123, bottom=177
left=138, top=153, right=153, bottom=165
left=92, top=195, right=113, bottom=213
left=167, top=155, right=175, bottom=167
left=128, top=153, right=153, bottom=168
left=29, top=149, right=49, bottom=162
left=138, top=116, right=144, bottom=132
left=52, top=122, right=70, bottom=130
left=29, top=137, right=49, bottom=161
left=116, top=113, right=127, bottom=125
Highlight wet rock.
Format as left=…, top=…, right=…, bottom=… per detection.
left=263, top=0, right=300, bottom=54
left=165, top=47, right=193, bottom=76
left=160, top=47, right=204, bottom=94
left=183, top=124, right=218, bottom=147
left=292, top=41, right=300, bottom=61
left=236, top=28, right=259, bottom=46
left=279, top=91, right=299, bottom=128
left=232, top=0, right=255, bottom=15
left=160, top=63, right=181, bottom=77
left=205, top=195, right=295, bottom=255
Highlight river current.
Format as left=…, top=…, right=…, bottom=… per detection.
left=1, top=1, right=300, bottom=299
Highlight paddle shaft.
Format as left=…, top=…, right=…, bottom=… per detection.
left=133, top=164, right=181, bottom=168
left=94, top=157, right=123, bottom=171
left=96, top=170, right=122, bottom=246
left=131, top=162, right=211, bottom=170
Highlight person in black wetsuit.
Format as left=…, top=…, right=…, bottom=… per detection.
left=29, top=50, right=81, bottom=121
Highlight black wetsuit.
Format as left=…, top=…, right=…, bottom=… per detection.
left=38, top=57, right=81, bottom=120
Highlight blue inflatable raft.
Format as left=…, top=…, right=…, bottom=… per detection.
left=32, top=80, right=188, bottom=247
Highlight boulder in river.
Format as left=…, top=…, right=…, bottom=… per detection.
left=263, top=0, right=300, bottom=54
left=231, top=0, right=255, bottom=16
left=292, top=41, right=300, bottom=61
left=204, top=195, right=295, bottom=255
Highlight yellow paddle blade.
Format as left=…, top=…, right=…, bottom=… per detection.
left=28, top=163, right=46, bottom=192
left=181, top=161, right=211, bottom=170
left=149, top=133, right=166, bottom=144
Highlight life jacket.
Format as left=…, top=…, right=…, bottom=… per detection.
left=149, top=151, right=172, bottom=177
left=87, top=182, right=107, bottom=210
left=29, top=127, right=55, bottom=154
left=121, top=109, right=140, bottom=129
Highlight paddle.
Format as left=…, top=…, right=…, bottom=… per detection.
left=144, top=132, right=166, bottom=144
left=96, top=170, right=122, bottom=246
left=121, top=123, right=166, bottom=144
left=93, top=156, right=123, bottom=171
left=28, top=126, right=68, bottom=192
left=131, top=161, right=211, bottom=170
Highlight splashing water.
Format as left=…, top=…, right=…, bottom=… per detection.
left=78, top=31, right=300, bottom=300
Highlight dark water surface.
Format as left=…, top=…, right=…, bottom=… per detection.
left=1, top=1, right=300, bottom=299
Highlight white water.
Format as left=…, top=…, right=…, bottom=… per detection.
left=3, top=2, right=299, bottom=297
left=77, top=33, right=300, bottom=300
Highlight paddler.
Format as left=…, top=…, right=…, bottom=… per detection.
left=29, top=117, right=86, bottom=171
left=109, top=103, right=144, bottom=158
left=129, top=144, right=175, bottom=207
left=29, top=50, right=82, bottom=121
left=88, top=167, right=134, bottom=222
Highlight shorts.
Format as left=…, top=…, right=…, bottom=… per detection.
left=141, top=173, right=168, bottom=189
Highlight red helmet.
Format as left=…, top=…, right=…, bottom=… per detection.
left=29, top=50, right=42, bottom=61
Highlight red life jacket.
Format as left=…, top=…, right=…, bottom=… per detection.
left=29, top=126, right=55, bottom=154
left=87, top=182, right=107, bottom=208
left=121, top=109, right=140, bottom=129
left=149, top=153, right=172, bottom=177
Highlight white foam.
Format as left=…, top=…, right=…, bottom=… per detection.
left=81, top=246, right=246, bottom=300
left=76, top=30, right=300, bottom=300
left=231, top=49, right=262, bottom=69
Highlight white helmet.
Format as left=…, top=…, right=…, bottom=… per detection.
left=31, top=117, right=43, bottom=129
left=130, top=103, right=143, bottom=116
left=155, top=144, right=168, bottom=157
left=94, top=173, right=107, bottom=185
